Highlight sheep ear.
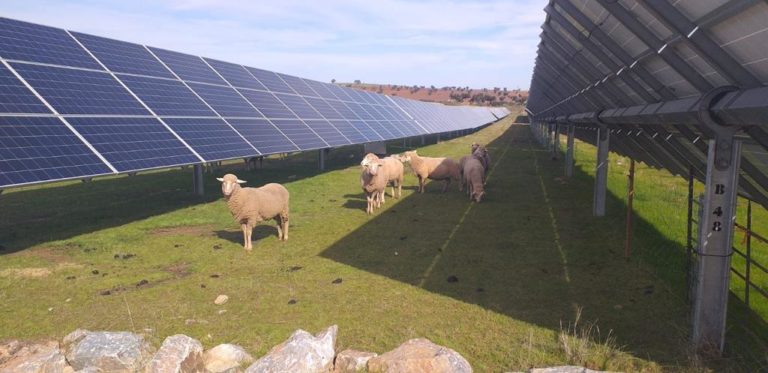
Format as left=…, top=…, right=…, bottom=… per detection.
left=236, top=179, right=247, bottom=184
left=216, top=178, right=224, bottom=182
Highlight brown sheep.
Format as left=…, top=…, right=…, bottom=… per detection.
left=401, top=150, right=461, bottom=193
left=361, top=153, right=404, bottom=201
left=463, top=157, right=486, bottom=202
left=217, top=174, right=290, bottom=251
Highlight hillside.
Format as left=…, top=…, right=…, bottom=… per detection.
left=336, top=82, right=528, bottom=106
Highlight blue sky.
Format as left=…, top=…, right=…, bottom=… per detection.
left=3, top=0, right=546, bottom=89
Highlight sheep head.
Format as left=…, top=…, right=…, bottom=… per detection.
left=472, top=190, right=485, bottom=203
left=363, top=161, right=383, bottom=176
left=360, top=153, right=380, bottom=167
left=217, top=173, right=246, bottom=196
left=471, top=142, right=480, bottom=153
left=401, top=151, right=417, bottom=162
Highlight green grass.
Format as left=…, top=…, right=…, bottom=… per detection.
left=0, top=110, right=763, bottom=371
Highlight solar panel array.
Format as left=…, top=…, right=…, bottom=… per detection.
left=0, top=17, right=508, bottom=188
left=527, top=0, right=768, bottom=208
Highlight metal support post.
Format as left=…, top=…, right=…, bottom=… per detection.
left=193, top=164, right=204, bottom=196
left=692, top=137, right=741, bottom=355
left=421, top=135, right=425, bottom=145
left=550, top=123, right=559, bottom=160
left=625, top=159, right=635, bottom=260
left=437, top=133, right=441, bottom=143
left=318, top=148, right=329, bottom=171
left=565, top=125, right=575, bottom=177
left=593, top=125, right=609, bottom=216
left=746, top=200, right=752, bottom=307
left=686, top=165, right=695, bottom=303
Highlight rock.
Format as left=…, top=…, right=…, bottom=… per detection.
left=334, top=349, right=377, bottom=372
left=214, top=295, right=229, bottom=305
left=145, top=335, right=203, bottom=373
left=529, top=367, right=604, bottom=373
left=203, top=344, right=253, bottom=373
left=367, top=338, right=471, bottom=373
left=0, top=340, right=70, bottom=373
left=245, top=325, right=337, bottom=373
left=63, top=329, right=154, bottom=372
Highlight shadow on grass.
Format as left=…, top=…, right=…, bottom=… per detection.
left=320, top=123, right=767, bottom=370
left=0, top=143, right=375, bottom=253
left=213, top=225, right=280, bottom=247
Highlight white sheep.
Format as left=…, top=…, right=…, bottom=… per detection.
left=463, top=157, right=485, bottom=202
left=361, top=153, right=404, bottom=202
left=217, top=174, right=290, bottom=251
left=360, top=160, right=387, bottom=214
left=400, top=150, right=461, bottom=193
left=471, top=142, right=491, bottom=183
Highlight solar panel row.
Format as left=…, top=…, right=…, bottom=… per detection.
left=0, top=17, right=507, bottom=188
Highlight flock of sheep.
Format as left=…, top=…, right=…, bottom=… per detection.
left=216, top=143, right=490, bottom=250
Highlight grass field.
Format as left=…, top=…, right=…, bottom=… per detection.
left=0, top=111, right=765, bottom=371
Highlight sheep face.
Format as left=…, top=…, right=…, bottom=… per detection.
left=217, top=173, right=246, bottom=197
left=364, top=161, right=383, bottom=176
left=360, top=153, right=379, bottom=167
left=401, top=151, right=417, bottom=162
left=471, top=143, right=480, bottom=153
left=472, top=190, right=485, bottom=203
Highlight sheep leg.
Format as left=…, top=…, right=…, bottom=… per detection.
left=247, top=226, right=254, bottom=250
left=275, top=216, right=283, bottom=240
left=397, top=182, right=402, bottom=198
left=282, top=212, right=289, bottom=241
left=418, top=176, right=425, bottom=193
left=381, top=188, right=386, bottom=204
left=442, top=179, right=450, bottom=193
left=241, top=223, right=249, bottom=250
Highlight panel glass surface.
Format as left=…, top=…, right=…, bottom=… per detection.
left=245, top=67, right=295, bottom=94
left=119, top=75, right=215, bottom=117
left=0, top=64, right=50, bottom=114
left=149, top=47, right=226, bottom=85
left=278, top=73, right=320, bottom=97
left=12, top=63, right=149, bottom=115
left=66, top=117, right=199, bottom=171
left=328, top=120, right=368, bottom=143
left=270, top=119, right=327, bottom=149
left=0, top=116, right=112, bottom=186
left=273, top=93, right=322, bottom=119
left=0, top=17, right=100, bottom=69
left=237, top=89, right=296, bottom=119
left=72, top=32, right=174, bottom=78
left=205, top=58, right=268, bottom=91
left=302, top=120, right=349, bottom=146
left=187, top=82, right=262, bottom=118
left=226, top=118, right=298, bottom=154
left=162, top=117, right=258, bottom=161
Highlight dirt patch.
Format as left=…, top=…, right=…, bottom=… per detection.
left=0, top=267, right=52, bottom=278
left=9, top=246, right=71, bottom=264
left=150, top=224, right=214, bottom=237
left=165, top=262, right=191, bottom=278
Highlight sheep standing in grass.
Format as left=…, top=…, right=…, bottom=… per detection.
left=361, top=153, right=404, bottom=201
left=360, top=160, right=387, bottom=214
left=400, top=150, right=460, bottom=193
left=463, top=157, right=486, bottom=202
left=471, top=142, right=491, bottom=183
left=217, top=174, right=289, bottom=251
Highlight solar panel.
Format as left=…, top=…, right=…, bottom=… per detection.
left=162, top=118, right=258, bottom=161
left=277, top=73, right=320, bottom=97
left=0, top=17, right=100, bottom=69
left=226, top=118, right=298, bottom=154
left=11, top=63, right=149, bottom=115
left=303, top=120, right=350, bottom=146
left=328, top=120, right=368, bottom=143
left=149, top=47, right=227, bottom=85
left=301, top=79, right=339, bottom=100
left=0, top=63, right=50, bottom=114
left=187, top=82, right=262, bottom=118
left=273, top=93, right=323, bottom=119
left=71, top=32, right=175, bottom=79
left=237, top=89, right=297, bottom=119
left=303, top=97, right=343, bottom=120
left=66, top=117, right=199, bottom=172
left=245, top=67, right=295, bottom=94
left=205, top=58, right=268, bottom=91
left=118, top=75, right=215, bottom=117
left=270, top=119, right=327, bottom=150
left=0, top=116, right=112, bottom=187
left=349, top=120, right=384, bottom=141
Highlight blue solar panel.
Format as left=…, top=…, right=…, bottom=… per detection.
left=302, top=79, right=341, bottom=100
left=270, top=119, right=327, bottom=150
left=0, top=64, right=50, bottom=114
left=186, top=82, right=261, bottom=118
left=237, top=89, right=296, bottom=119
left=11, top=63, right=149, bottom=115
left=376, top=120, right=403, bottom=138
left=345, top=102, right=375, bottom=121
left=71, top=32, right=174, bottom=79
left=66, top=117, right=199, bottom=171
left=119, top=75, right=215, bottom=117
left=302, top=120, right=349, bottom=146
left=303, top=97, right=342, bottom=120
left=205, top=58, right=268, bottom=91
left=0, top=18, right=101, bottom=69
left=326, top=84, right=356, bottom=102
left=328, top=120, right=368, bottom=143
left=162, top=118, right=258, bottom=161
left=0, top=116, right=112, bottom=187
left=349, top=120, right=384, bottom=141
left=273, top=93, right=322, bottom=119
left=277, top=73, right=319, bottom=97
left=149, top=47, right=226, bottom=85
left=370, top=104, right=396, bottom=120
left=226, top=118, right=298, bottom=154
left=367, top=91, right=392, bottom=107
left=245, top=67, right=295, bottom=94
left=326, top=100, right=360, bottom=121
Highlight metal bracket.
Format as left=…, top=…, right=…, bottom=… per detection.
left=698, top=86, right=739, bottom=170
left=594, top=109, right=609, bottom=141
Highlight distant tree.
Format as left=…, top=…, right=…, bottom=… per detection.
left=331, top=79, right=336, bottom=84
left=354, top=79, right=361, bottom=84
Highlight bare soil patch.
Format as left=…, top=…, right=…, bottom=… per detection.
left=149, top=224, right=214, bottom=237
